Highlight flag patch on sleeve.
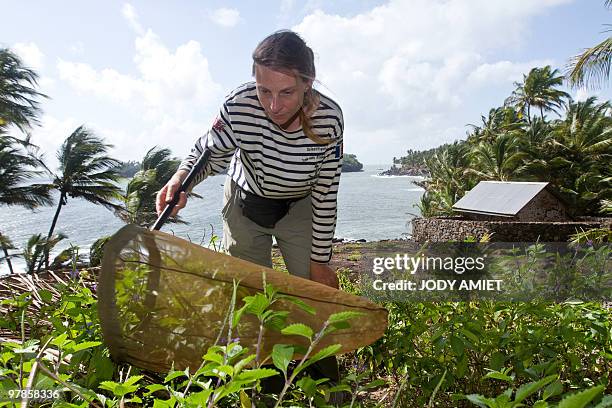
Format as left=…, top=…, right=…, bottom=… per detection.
left=212, top=116, right=225, bottom=132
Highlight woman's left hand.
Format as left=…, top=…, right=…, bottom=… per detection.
left=310, top=262, right=339, bottom=289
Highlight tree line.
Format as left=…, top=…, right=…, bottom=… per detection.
left=413, top=65, right=611, bottom=219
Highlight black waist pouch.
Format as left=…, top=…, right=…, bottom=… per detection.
left=238, top=189, right=304, bottom=228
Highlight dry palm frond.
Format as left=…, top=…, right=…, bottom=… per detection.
left=0, top=268, right=99, bottom=342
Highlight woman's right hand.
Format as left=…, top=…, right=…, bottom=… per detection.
left=156, top=171, right=189, bottom=216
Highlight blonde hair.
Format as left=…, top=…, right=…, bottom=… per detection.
left=252, top=30, right=330, bottom=145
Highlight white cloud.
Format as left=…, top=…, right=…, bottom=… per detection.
left=467, top=59, right=555, bottom=87
left=29, top=115, right=81, bottom=170
left=209, top=7, right=241, bottom=28
left=12, top=42, right=45, bottom=70
left=122, top=3, right=144, bottom=34
left=575, top=87, right=598, bottom=102
left=57, top=29, right=222, bottom=117
left=54, top=5, right=223, bottom=163
left=294, top=0, right=572, bottom=163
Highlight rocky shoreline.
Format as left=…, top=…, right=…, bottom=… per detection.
left=378, top=164, right=429, bottom=177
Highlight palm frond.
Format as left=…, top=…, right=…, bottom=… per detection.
left=567, top=37, right=612, bottom=89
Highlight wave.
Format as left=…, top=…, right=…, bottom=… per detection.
left=371, top=174, right=427, bottom=179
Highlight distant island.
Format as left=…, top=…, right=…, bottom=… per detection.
left=378, top=164, right=428, bottom=177
left=341, top=153, right=363, bottom=172
left=377, top=147, right=444, bottom=177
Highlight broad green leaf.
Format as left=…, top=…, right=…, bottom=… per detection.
left=202, top=349, right=224, bottom=365
left=558, top=385, right=605, bottom=408
left=594, top=395, right=612, bottom=408
left=295, top=344, right=342, bottom=377
left=164, top=370, right=187, bottom=383
left=272, top=344, right=294, bottom=375
left=144, top=384, right=166, bottom=396
left=281, top=323, right=314, bottom=339
left=459, top=328, right=480, bottom=344
left=484, top=370, right=514, bottom=383
left=51, top=333, right=69, bottom=348
left=328, top=384, right=352, bottom=393
left=99, top=381, right=139, bottom=397
left=543, top=380, right=563, bottom=400
left=244, top=293, right=270, bottom=316
left=38, top=289, right=53, bottom=303
left=515, top=375, right=557, bottom=404
left=68, top=341, right=102, bottom=353
left=233, top=354, right=256, bottom=375
left=489, top=352, right=506, bottom=371
left=264, top=310, right=290, bottom=331
left=185, top=389, right=213, bottom=405
left=240, top=390, right=252, bottom=408
left=533, top=402, right=549, bottom=408
left=214, top=364, right=234, bottom=378
left=124, top=375, right=144, bottom=387
left=296, top=376, right=317, bottom=397
left=361, top=379, right=387, bottom=390
left=235, top=368, right=278, bottom=382
left=280, top=296, right=316, bottom=315
left=463, top=394, right=496, bottom=408
left=152, top=397, right=177, bottom=408
left=450, top=335, right=464, bottom=356
left=327, top=311, right=363, bottom=325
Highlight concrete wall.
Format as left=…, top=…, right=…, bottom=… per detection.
left=411, top=217, right=606, bottom=242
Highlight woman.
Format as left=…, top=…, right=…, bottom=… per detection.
left=156, top=30, right=343, bottom=289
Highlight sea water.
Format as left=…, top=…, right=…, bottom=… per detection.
left=0, top=165, right=424, bottom=274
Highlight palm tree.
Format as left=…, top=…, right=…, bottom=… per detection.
left=467, top=106, right=522, bottom=145
left=567, top=1, right=612, bottom=89
left=420, top=142, right=476, bottom=215
left=467, top=133, right=527, bottom=181
left=24, top=233, right=66, bottom=274
left=0, top=134, right=52, bottom=273
left=0, top=49, right=50, bottom=273
left=0, top=49, right=46, bottom=132
left=40, top=125, right=122, bottom=271
left=118, top=146, right=183, bottom=227
left=506, top=66, right=570, bottom=125
left=539, top=97, right=612, bottom=214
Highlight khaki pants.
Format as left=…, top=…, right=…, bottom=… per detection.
left=221, top=177, right=312, bottom=279
left=221, top=177, right=341, bottom=401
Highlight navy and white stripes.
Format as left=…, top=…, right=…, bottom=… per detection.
left=179, top=82, right=343, bottom=263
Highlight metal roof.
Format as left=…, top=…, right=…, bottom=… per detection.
left=452, top=181, right=551, bottom=216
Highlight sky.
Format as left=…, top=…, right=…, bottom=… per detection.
left=2, top=0, right=611, bottom=166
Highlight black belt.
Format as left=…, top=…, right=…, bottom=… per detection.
left=237, top=186, right=307, bottom=228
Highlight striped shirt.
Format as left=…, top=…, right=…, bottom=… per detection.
left=179, top=82, right=344, bottom=263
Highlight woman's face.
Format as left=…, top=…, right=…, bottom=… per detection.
left=254, top=64, right=310, bottom=126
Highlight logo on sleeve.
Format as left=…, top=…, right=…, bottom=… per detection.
left=212, top=116, right=225, bottom=132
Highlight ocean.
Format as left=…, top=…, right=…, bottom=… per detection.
left=0, top=165, right=424, bottom=274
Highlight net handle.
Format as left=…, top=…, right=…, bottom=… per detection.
left=151, top=149, right=212, bottom=231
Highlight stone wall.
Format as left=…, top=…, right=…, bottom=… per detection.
left=515, top=189, right=569, bottom=221
left=411, top=217, right=608, bottom=242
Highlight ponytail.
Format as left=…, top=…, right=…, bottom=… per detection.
left=300, top=88, right=329, bottom=145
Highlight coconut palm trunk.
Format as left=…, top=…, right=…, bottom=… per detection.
left=0, top=231, right=14, bottom=274
left=40, top=191, right=66, bottom=272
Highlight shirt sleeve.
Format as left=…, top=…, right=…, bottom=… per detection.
left=178, top=102, right=239, bottom=186
left=310, top=118, right=343, bottom=263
